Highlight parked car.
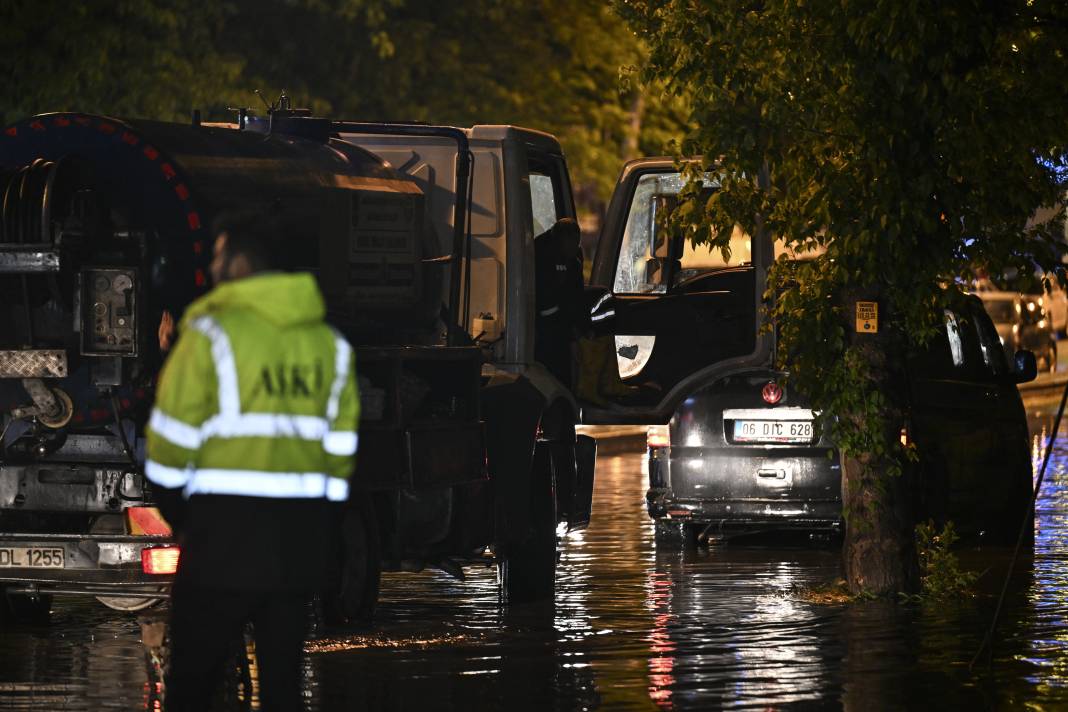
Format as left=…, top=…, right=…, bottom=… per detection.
left=974, top=273, right=1068, bottom=338
left=976, top=290, right=1057, bottom=372
left=647, top=296, right=1037, bottom=547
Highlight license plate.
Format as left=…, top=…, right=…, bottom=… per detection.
left=0, top=547, right=65, bottom=568
left=733, top=420, right=813, bottom=444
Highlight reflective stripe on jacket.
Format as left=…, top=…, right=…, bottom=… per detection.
left=145, top=272, right=359, bottom=502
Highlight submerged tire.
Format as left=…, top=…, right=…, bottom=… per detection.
left=324, top=500, right=381, bottom=627
left=501, top=444, right=557, bottom=604
left=97, top=592, right=162, bottom=612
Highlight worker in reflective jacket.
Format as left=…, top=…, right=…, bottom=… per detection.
left=145, top=210, right=358, bottom=712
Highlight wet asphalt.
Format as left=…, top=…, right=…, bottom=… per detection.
left=3, top=400, right=1068, bottom=710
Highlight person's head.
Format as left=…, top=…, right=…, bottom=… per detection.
left=550, top=217, right=581, bottom=261
left=209, top=210, right=286, bottom=285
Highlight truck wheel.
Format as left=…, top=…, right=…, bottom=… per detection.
left=97, top=592, right=162, bottom=612
left=324, top=501, right=381, bottom=627
left=500, top=445, right=557, bottom=604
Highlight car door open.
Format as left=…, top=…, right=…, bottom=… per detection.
left=580, top=160, right=774, bottom=424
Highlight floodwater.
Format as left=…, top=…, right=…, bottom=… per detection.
left=3, top=402, right=1068, bottom=710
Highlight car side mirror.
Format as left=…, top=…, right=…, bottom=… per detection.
left=1013, top=350, right=1038, bottom=384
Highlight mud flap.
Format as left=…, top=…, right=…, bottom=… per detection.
left=501, top=442, right=556, bottom=604
left=570, top=434, right=596, bottom=530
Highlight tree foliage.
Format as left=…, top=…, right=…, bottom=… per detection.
left=0, top=1, right=244, bottom=124
left=621, top=0, right=1068, bottom=465
left=0, top=0, right=688, bottom=206
left=621, top=0, right=1068, bottom=592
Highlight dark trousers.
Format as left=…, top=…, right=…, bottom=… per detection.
left=166, top=582, right=309, bottom=712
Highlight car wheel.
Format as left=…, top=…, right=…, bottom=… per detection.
left=500, top=443, right=557, bottom=604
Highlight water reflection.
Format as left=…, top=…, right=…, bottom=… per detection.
left=5, top=403, right=1068, bottom=709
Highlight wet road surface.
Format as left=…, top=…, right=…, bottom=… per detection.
left=3, top=403, right=1068, bottom=710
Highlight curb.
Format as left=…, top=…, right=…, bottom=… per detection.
left=577, top=425, right=646, bottom=455
left=1018, top=371, right=1068, bottom=394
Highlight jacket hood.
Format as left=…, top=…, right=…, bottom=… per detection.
left=181, top=272, right=326, bottom=328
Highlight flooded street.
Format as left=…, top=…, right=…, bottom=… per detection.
left=3, top=401, right=1068, bottom=710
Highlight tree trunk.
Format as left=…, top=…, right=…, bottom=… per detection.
left=840, top=291, right=920, bottom=596
left=841, top=445, right=919, bottom=595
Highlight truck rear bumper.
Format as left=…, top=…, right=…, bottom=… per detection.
left=0, top=532, right=174, bottom=598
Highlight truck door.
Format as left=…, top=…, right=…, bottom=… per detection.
left=580, top=159, right=773, bottom=424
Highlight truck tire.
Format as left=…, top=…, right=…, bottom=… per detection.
left=500, top=444, right=557, bottom=604
left=324, top=500, right=381, bottom=627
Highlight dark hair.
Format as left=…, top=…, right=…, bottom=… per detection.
left=211, top=209, right=288, bottom=272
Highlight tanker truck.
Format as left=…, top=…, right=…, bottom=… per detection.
left=0, top=106, right=598, bottom=620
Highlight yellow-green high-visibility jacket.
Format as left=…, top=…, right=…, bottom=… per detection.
left=146, top=272, right=359, bottom=506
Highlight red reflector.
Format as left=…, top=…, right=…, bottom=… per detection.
left=143, top=145, right=159, bottom=161
left=142, top=546, right=180, bottom=575
left=4, top=127, right=16, bottom=137
left=194, top=268, right=207, bottom=287
left=762, top=382, right=783, bottom=405
left=53, top=117, right=70, bottom=127
left=121, top=131, right=139, bottom=145
left=126, top=506, right=172, bottom=536
left=175, top=183, right=190, bottom=200
left=161, top=163, right=176, bottom=180
left=29, top=120, right=46, bottom=131
left=187, top=212, right=201, bottom=230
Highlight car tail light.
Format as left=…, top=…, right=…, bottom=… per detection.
left=762, top=382, right=783, bottom=405
left=647, top=424, right=670, bottom=449
left=142, top=546, right=180, bottom=575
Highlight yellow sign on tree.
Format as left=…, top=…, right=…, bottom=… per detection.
left=856, top=301, right=878, bottom=333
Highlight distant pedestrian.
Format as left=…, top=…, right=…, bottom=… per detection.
left=146, top=210, right=359, bottom=711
